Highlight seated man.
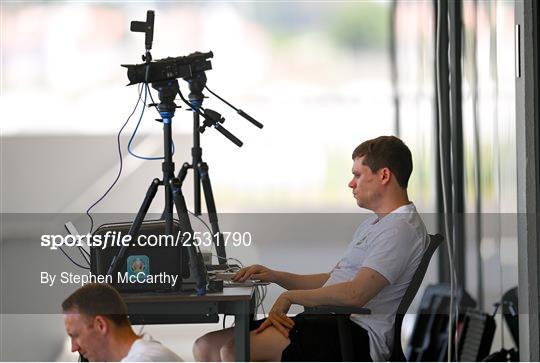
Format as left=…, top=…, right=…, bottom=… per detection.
left=62, top=283, right=183, bottom=362
left=193, top=136, right=428, bottom=362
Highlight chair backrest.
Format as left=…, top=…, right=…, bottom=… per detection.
left=390, top=233, right=444, bottom=361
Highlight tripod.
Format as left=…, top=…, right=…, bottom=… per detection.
left=172, top=72, right=228, bottom=264
left=107, top=9, right=263, bottom=296
left=107, top=79, right=208, bottom=295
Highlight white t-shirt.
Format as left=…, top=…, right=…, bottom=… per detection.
left=121, top=333, right=184, bottom=362
left=323, top=203, right=427, bottom=362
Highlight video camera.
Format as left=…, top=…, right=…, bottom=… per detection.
left=122, top=51, right=213, bottom=86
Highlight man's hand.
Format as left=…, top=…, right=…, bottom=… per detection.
left=232, top=264, right=277, bottom=283
left=254, top=293, right=295, bottom=338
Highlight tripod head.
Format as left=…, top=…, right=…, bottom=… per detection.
left=152, top=79, right=180, bottom=117
left=185, top=72, right=207, bottom=108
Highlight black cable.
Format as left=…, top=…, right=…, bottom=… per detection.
left=77, top=246, right=90, bottom=265
left=204, top=85, right=263, bottom=130
left=188, top=211, right=212, bottom=234
left=147, top=84, right=158, bottom=109
left=204, top=85, right=237, bottom=111
left=80, top=246, right=91, bottom=258
left=86, top=84, right=144, bottom=234
left=59, top=246, right=90, bottom=270
left=127, top=83, right=175, bottom=160
left=177, top=87, right=206, bottom=115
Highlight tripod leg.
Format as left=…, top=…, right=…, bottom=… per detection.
left=177, top=162, right=191, bottom=184
left=161, top=162, right=191, bottom=220
left=170, top=178, right=207, bottom=295
left=199, top=162, right=227, bottom=264
left=107, top=178, right=160, bottom=276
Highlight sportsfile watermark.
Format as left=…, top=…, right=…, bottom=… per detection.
left=40, top=230, right=253, bottom=250
left=1, top=212, right=530, bottom=315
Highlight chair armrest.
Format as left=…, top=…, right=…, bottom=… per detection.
left=303, top=305, right=371, bottom=315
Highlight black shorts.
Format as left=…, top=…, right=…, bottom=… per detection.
left=249, top=313, right=372, bottom=361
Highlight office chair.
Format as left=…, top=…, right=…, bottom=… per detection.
left=305, top=233, right=443, bottom=361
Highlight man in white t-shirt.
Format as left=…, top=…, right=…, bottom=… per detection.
left=62, top=283, right=183, bottom=362
left=193, top=136, right=427, bottom=361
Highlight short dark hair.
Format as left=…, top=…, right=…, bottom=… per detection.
left=352, top=136, right=413, bottom=188
left=62, top=283, right=130, bottom=327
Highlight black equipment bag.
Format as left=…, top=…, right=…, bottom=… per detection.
left=458, top=308, right=496, bottom=361
left=406, top=284, right=476, bottom=361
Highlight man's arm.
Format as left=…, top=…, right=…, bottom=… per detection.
left=274, top=271, right=330, bottom=290
left=282, top=267, right=388, bottom=309
left=233, top=264, right=329, bottom=290
left=254, top=267, right=389, bottom=337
